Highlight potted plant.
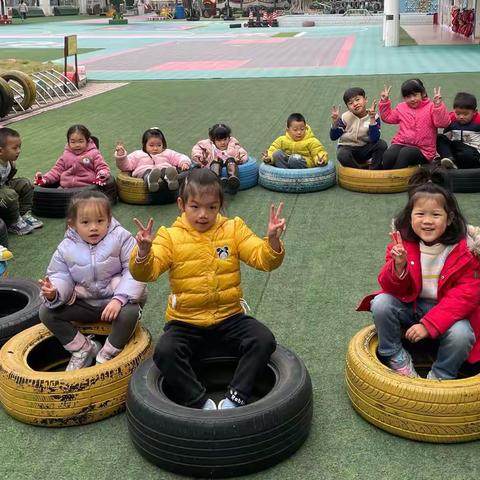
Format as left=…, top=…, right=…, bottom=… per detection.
left=109, top=8, right=128, bottom=24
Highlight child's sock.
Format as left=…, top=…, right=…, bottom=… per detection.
left=96, top=338, right=122, bottom=364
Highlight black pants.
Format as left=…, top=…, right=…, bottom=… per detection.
left=153, top=314, right=276, bottom=408
left=336, top=140, right=387, bottom=170
left=39, top=299, right=141, bottom=349
left=437, top=134, right=480, bottom=169
left=382, top=144, right=429, bottom=170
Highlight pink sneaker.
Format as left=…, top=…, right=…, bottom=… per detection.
left=387, top=348, right=419, bottom=378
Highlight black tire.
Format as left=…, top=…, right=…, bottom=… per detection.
left=0, top=218, right=8, bottom=248
left=447, top=168, right=480, bottom=193
left=32, top=177, right=118, bottom=218
left=0, top=278, right=41, bottom=347
left=126, top=344, right=313, bottom=478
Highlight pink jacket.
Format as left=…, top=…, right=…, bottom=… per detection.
left=357, top=228, right=480, bottom=363
left=191, top=137, right=248, bottom=167
left=379, top=98, right=450, bottom=160
left=115, top=149, right=191, bottom=178
left=43, top=140, right=110, bottom=188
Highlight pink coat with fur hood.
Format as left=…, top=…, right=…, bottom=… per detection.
left=191, top=137, right=248, bottom=167
left=43, top=140, right=110, bottom=188
left=379, top=98, right=450, bottom=161
left=115, top=149, right=191, bottom=178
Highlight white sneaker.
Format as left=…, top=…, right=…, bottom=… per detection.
left=426, top=370, right=440, bottom=380
left=66, top=336, right=101, bottom=371
left=202, top=398, right=217, bottom=410
left=218, top=398, right=238, bottom=410
left=440, top=158, right=458, bottom=169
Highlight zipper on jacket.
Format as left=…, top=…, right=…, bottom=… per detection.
left=90, top=244, right=96, bottom=282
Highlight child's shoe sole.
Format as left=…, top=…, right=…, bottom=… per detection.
left=164, top=167, right=179, bottom=191
left=146, top=169, right=162, bottom=192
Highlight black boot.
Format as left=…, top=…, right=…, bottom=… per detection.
left=226, top=158, right=240, bottom=193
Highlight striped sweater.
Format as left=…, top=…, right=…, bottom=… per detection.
left=444, top=111, right=480, bottom=153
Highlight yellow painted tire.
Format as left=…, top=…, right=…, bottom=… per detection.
left=1, top=70, right=36, bottom=110
left=116, top=171, right=177, bottom=205
left=346, top=326, right=480, bottom=443
left=338, top=165, right=418, bottom=193
left=0, top=322, right=152, bottom=427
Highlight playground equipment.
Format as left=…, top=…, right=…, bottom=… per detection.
left=0, top=69, right=81, bottom=120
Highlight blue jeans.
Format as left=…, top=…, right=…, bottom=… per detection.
left=370, top=293, right=475, bottom=379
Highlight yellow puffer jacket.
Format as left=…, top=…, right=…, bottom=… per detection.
left=267, top=124, right=328, bottom=168
left=129, top=213, right=285, bottom=327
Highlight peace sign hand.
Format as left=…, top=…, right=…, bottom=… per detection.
left=433, top=86, right=442, bottom=106
left=38, top=276, right=57, bottom=301
left=366, top=99, right=377, bottom=121
left=115, top=142, right=126, bottom=156
left=133, top=217, right=154, bottom=258
left=380, top=85, right=392, bottom=102
left=331, top=105, right=341, bottom=124
left=389, top=230, right=407, bottom=277
left=267, top=203, right=286, bottom=253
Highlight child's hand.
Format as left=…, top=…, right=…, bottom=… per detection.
left=133, top=217, right=154, bottom=258
left=34, top=172, right=46, bottom=186
left=380, top=85, right=391, bottom=102
left=261, top=151, right=271, bottom=163
left=267, top=203, right=286, bottom=253
left=38, top=276, right=57, bottom=301
left=115, top=143, right=126, bottom=156
left=331, top=105, right=341, bottom=124
left=366, top=99, right=377, bottom=121
left=94, top=171, right=108, bottom=186
left=405, top=323, right=430, bottom=343
left=315, top=152, right=328, bottom=166
left=180, top=163, right=190, bottom=171
left=101, top=298, right=122, bottom=322
left=433, top=86, right=442, bottom=106
left=389, top=230, right=407, bottom=276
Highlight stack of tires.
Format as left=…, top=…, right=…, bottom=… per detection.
left=0, top=71, right=36, bottom=118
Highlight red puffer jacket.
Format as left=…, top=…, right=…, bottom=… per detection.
left=357, top=226, right=480, bottom=363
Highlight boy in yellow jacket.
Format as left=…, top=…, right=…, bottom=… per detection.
left=130, top=168, right=286, bottom=410
left=262, top=113, right=328, bottom=168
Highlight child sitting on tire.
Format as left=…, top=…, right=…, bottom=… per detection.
left=357, top=168, right=480, bottom=380
left=39, top=190, right=146, bottom=371
left=191, top=124, right=248, bottom=194
left=130, top=169, right=285, bottom=410
left=330, top=87, right=387, bottom=170
left=262, top=113, right=328, bottom=169
left=35, top=124, right=110, bottom=188
left=0, top=127, right=43, bottom=235
left=115, top=127, right=191, bottom=193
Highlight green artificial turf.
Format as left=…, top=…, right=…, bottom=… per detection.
left=0, top=48, right=99, bottom=62
left=3, top=75, right=480, bottom=480
left=272, top=32, right=300, bottom=37
left=11, top=15, right=92, bottom=24
left=399, top=27, right=418, bottom=46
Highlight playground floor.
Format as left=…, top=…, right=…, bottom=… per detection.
left=1, top=15, right=480, bottom=480
left=1, top=16, right=480, bottom=79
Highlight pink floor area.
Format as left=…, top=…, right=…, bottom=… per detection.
left=402, top=24, right=475, bottom=45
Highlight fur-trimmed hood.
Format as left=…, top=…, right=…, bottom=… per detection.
left=467, top=225, right=480, bottom=257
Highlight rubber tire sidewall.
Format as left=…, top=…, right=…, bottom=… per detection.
left=346, top=325, right=480, bottom=443
left=32, top=177, right=117, bottom=218
left=0, top=322, right=152, bottom=426
left=0, top=217, right=8, bottom=248
left=258, top=162, right=336, bottom=193
left=0, top=278, right=41, bottom=346
left=447, top=168, right=480, bottom=193
left=126, top=344, right=313, bottom=478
